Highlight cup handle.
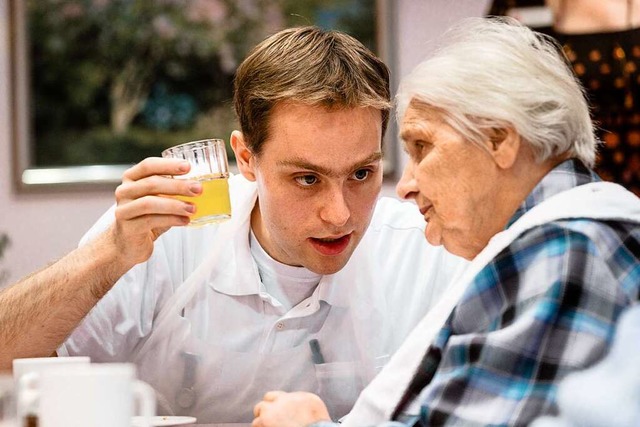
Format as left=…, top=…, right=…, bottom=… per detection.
left=132, top=380, right=156, bottom=427
left=17, top=372, right=40, bottom=420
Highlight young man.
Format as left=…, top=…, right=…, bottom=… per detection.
left=0, top=27, right=464, bottom=423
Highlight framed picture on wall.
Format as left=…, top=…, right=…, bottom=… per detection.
left=10, top=0, right=396, bottom=190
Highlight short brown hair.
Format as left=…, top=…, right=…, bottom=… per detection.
left=233, top=26, right=391, bottom=155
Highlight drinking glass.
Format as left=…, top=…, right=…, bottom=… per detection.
left=162, top=139, right=232, bottom=226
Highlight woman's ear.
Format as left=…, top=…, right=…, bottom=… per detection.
left=230, top=130, right=257, bottom=181
left=486, top=127, right=521, bottom=170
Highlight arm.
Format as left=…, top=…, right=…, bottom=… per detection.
left=0, top=229, right=133, bottom=366
left=0, top=157, right=201, bottom=369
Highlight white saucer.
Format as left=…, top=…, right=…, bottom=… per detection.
left=131, top=416, right=197, bottom=426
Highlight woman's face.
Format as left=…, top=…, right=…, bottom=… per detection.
left=396, top=103, right=505, bottom=260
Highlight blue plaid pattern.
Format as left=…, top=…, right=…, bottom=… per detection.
left=391, top=159, right=640, bottom=426
left=312, top=159, right=640, bottom=427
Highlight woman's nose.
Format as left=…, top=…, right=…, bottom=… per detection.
left=396, top=161, right=419, bottom=200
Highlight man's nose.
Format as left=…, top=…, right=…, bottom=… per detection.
left=396, top=161, right=419, bottom=200
left=320, top=186, right=350, bottom=227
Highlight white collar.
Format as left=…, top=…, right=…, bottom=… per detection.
left=208, top=174, right=353, bottom=308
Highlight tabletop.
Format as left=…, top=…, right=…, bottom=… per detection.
left=186, top=424, right=251, bottom=427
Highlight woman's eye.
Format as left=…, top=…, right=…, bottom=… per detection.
left=352, top=169, right=370, bottom=181
left=411, top=141, right=430, bottom=160
left=295, top=175, right=318, bottom=186
left=414, top=141, right=428, bottom=155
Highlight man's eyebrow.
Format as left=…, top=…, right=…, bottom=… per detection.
left=277, top=152, right=383, bottom=177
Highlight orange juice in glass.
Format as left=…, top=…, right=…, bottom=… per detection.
left=162, top=139, right=231, bottom=226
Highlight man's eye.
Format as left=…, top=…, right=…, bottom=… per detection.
left=295, top=175, right=318, bottom=186
left=352, top=169, right=370, bottom=181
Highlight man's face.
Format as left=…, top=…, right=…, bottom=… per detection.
left=396, top=103, right=501, bottom=260
left=237, top=102, right=383, bottom=274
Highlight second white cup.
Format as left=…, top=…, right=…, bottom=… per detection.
left=21, top=363, right=155, bottom=427
left=13, top=356, right=90, bottom=422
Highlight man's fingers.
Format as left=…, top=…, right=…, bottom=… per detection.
left=118, top=215, right=189, bottom=250
left=253, top=401, right=265, bottom=418
left=115, top=196, right=195, bottom=222
left=263, top=391, right=285, bottom=402
left=122, top=157, right=190, bottom=182
left=129, top=215, right=191, bottom=234
left=116, top=176, right=202, bottom=203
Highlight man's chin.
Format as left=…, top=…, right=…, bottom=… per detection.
left=302, top=250, right=355, bottom=275
left=306, top=259, right=350, bottom=275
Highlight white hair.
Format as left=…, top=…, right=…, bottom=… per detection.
left=396, top=17, right=598, bottom=167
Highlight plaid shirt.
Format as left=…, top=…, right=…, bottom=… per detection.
left=313, top=159, right=640, bottom=427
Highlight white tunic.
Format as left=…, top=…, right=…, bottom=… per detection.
left=59, top=174, right=467, bottom=424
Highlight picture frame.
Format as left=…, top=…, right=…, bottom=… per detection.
left=9, top=0, right=397, bottom=191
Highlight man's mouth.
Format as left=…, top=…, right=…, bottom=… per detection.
left=309, top=234, right=352, bottom=256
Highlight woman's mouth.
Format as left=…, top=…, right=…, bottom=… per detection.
left=309, top=234, right=352, bottom=256
left=419, top=204, right=433, bottom=218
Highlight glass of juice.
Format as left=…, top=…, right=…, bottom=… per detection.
left=162, top=139, right=231, bottom=226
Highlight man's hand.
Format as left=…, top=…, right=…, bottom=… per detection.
left=252, top=391, right=332, bottom=427
left=0, top=158, right=204, bottom=367
left=110, top=157, right=202, bottom=267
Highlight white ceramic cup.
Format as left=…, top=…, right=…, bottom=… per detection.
left=22, top=363, right=155, bottom=427
left=13, top=356, right=90, bottom=421
left=12, top=356, right=91, bottom=382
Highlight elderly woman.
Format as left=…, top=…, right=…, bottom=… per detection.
left=251, top=17, right=640, bottom=427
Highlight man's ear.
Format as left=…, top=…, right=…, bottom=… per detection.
left=230, top=130, right=257, bottom=181
left=485, top=127, right=521, bottom=170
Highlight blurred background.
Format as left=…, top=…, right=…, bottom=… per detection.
left=0, top=0, right=490, bottom=285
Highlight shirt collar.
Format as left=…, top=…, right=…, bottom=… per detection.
left=507, top=158, right=600, bottom=228
left=210, top=175, right=350, bottom=309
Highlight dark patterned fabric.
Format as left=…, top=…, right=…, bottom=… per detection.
left=488, top=1, right=640, bottom=195
left=488, top=0, right=545, bottom=17
left=552, top=28, right=640, bottom=196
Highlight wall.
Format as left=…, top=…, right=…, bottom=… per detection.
left=0, top=0, right=114, bottom=285
left=0, top=0, right=488, bottom=285
left=390, top=0, right=490, bottom=179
